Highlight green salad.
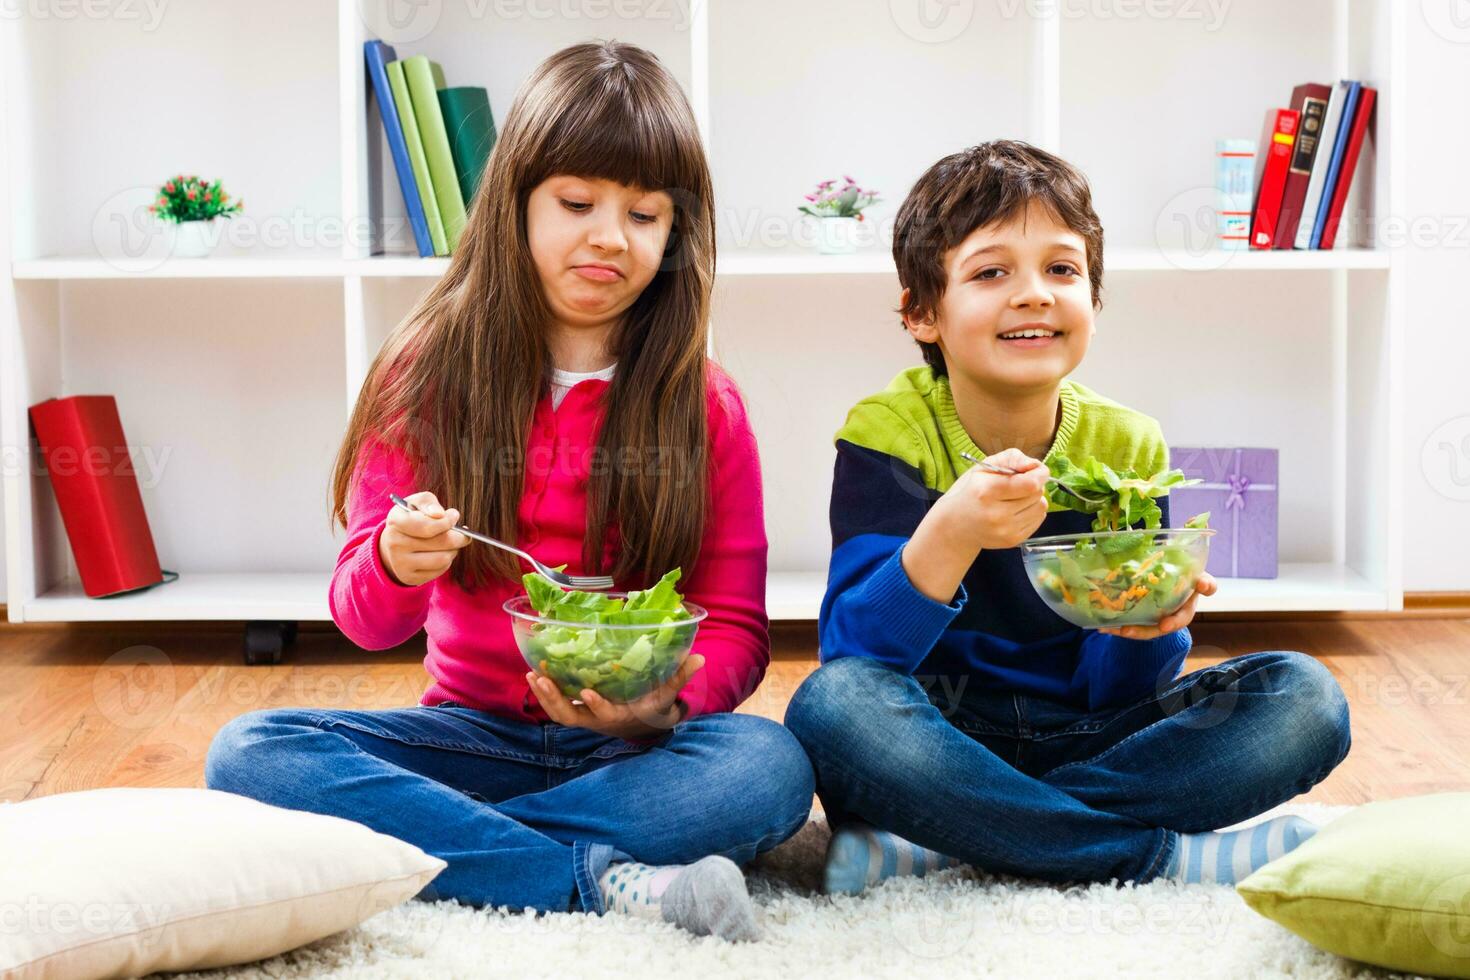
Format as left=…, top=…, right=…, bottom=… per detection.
left=1026, top=456, right=1213, bottom=627
left=517, top=568, right=699, bottom=702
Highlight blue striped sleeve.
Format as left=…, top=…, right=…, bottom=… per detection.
left=817, top=438, right=965, bottom=673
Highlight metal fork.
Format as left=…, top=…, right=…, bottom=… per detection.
left=959, top=451, right=1110, bottom=507
left=388, top=493, right=616, bottom=591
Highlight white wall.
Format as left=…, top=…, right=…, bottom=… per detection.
left=2, top=7, right=1468, bottom=598
left=1398, top=5, right=1470, bottom=590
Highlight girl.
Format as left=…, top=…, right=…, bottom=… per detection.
left=205, top=41, right=814, bottom=942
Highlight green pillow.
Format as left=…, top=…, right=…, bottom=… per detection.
left=1237, top=794, right=1470, bottom=978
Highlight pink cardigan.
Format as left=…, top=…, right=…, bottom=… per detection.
left=329, top=363, right=771, bottom=724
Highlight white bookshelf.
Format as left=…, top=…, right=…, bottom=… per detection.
left=1, top=0, right=1404, bottom=635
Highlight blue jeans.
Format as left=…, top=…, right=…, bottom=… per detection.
left=784, top=650, right=1351, bottom=885
left=204, top=703, right=814, bottom=914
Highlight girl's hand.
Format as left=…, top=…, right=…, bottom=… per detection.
left=379, top=491, right=472, bottom=587
left=1099, top=572, right=1218, bottom=641
left=524, top=654, right=705, bottom=741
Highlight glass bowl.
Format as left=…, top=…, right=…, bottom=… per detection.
left=1019, top=527, right=1215, bottom=629
left=504, top=593, right=708, bottom=703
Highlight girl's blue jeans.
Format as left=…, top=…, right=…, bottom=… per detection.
left=204, top=703, right=815, bottom=914
left=783, top=649, right=1352, bottom=885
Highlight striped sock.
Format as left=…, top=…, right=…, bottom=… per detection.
left=599, top=857, right=762, bottom=942
left=824, top=822, right=963, bottom=895
left=1165, top=815, right=1318, bottom=885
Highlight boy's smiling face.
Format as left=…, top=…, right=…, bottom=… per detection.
left=903, top=200, right=1096, bottom=394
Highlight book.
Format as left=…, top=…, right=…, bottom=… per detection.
left=1293, top=81, right=1352, bottom=249
left=28, top=395, right=164, bottom=598
left=1310, top=81, right=1363, bottom=249
left=1215, top=139, right=1256, bottom=250
left=403, top=55, right=468, bottom=252
left=438, top=86, right=496, bottom=207
left=364, top=41, right=433, bottom=258
left=1249, top=108, right=1300, bottom=249
left=387, top=60, right=448, bottom=256
left=1273, top=83, right=1332, bottom=249
left=1318, top=85, right=1377, bottom=250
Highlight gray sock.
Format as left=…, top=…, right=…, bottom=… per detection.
left=659, top=855, right=763, bottom=942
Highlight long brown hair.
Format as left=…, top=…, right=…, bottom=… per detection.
left=330, top=40, right=715, bottom=591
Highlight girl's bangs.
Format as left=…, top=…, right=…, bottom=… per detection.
left=530, top=93, right=695, bottom=197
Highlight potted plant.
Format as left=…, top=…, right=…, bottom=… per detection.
left=798, top=176, right=880, bottom=255
left=149, top=174, right=243, bottom=258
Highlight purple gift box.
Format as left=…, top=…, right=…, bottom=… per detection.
left=1168, top=447, right=1279, bottom=579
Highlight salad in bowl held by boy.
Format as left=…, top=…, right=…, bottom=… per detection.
left=784, top=140, right=1351, bottom=898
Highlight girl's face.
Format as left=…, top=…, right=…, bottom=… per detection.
left=905, top=200, right=1096, bottom=394
left=526, top=174, right=675, bottom=332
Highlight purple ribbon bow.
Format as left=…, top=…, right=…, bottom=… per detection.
left=1225, top=474, right=1251, bottom=510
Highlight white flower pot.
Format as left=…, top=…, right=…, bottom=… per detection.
left=813, top=215, right=862, bottom=255
left=168, top=218, right=222, bottom=258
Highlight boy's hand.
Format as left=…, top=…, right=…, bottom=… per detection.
left=1099, top=572, right=1218, bottom=640
left=524, top=654, right=703, bottom=741
left=939, top=447, right=1051, bottom=552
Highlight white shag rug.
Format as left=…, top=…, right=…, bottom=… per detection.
left=165, top=802, right=1427, bottom=980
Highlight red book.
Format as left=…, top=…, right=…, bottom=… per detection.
left=1273, top=83, right=1332, bottom=248
left=29, top=395, right=164, bottom=597
left=1249, top=108, right=1301, bottom=249
left=1318, top=85, right=1377, bottom=250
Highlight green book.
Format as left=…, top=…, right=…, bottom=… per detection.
left=438, top=86, right=496, bottom=206
left=386, top=60, right=447, bottom=256
left=403, top=55, right=467, bottom=252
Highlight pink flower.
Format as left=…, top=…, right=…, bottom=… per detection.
left=164, top=182, right=175, bottom=193
left=804, top=193, right=817, bottom=201
left=843, top=174, right=855, bottom=183
left=187, top=189, right=197, bottom=200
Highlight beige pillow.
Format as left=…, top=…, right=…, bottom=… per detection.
left=0, top=787, right=446, bottom=979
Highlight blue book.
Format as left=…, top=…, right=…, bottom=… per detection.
left=364, top=40, right=433, bottom=257
left=1309, top=81, right=1361, bottom=249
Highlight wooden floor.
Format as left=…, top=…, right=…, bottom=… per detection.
left=3, top=617, right=1468, bottom=806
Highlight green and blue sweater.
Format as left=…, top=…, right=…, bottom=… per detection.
left=819, top=366, right=1191, bottom=712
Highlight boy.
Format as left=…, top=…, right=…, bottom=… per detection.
left=784, top=141, right=1351, bottom=893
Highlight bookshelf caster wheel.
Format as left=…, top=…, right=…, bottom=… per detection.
left=244, top=621, right=294, bottom=665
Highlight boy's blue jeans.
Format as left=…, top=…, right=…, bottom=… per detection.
left=204, top=703, right=814, bottom=913
left=784, top=650, right=1351, bottom=885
